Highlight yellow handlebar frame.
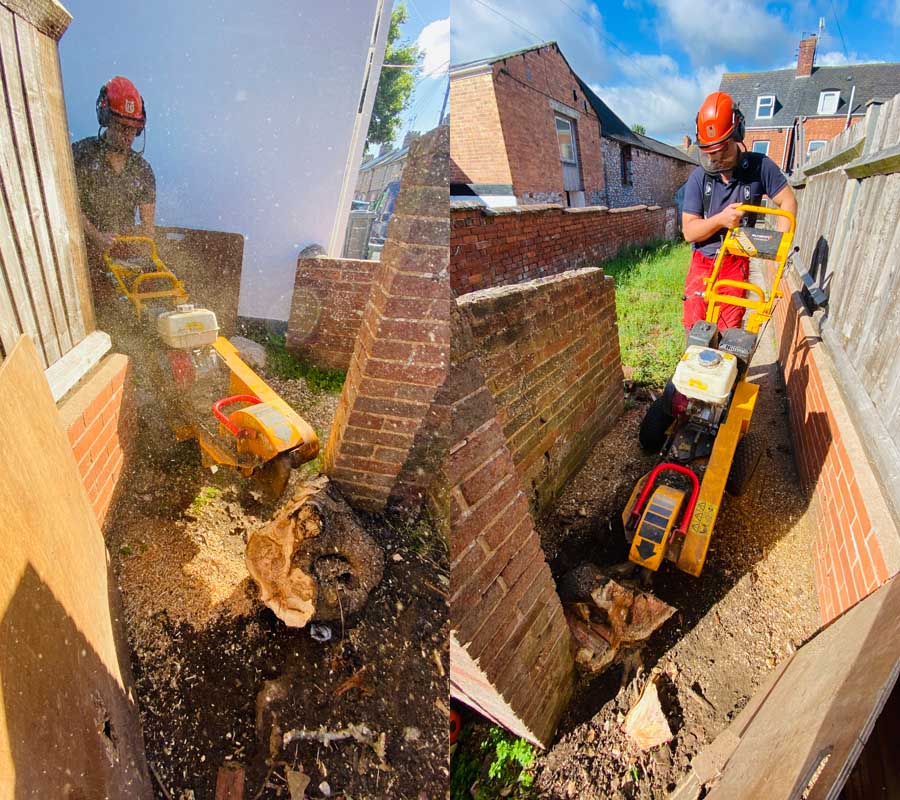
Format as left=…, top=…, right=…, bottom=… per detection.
left=103, top=235, right=189, bottom=318
left=703, top=204, right=795, bottom=334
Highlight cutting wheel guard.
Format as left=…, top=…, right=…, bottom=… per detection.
left=213, top=394, right=261, bottom=437
left=628, top=462, right=700, bottom=539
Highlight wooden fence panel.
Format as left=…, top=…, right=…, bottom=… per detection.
left=0, top=3, right=94, bottom=369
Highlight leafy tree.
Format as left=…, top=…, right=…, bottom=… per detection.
left=631, top=123, right=647, bottom=135
left=366, top=4, right=420, bottom=149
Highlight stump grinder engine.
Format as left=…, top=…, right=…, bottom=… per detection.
left=622, top=205, right=796, bottom=577
left=104, top=236, right=318, bottom=499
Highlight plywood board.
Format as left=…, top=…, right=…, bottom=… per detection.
left=696, top=576, right=900, bottom=800
left=0, top=335, right=151, bottom=798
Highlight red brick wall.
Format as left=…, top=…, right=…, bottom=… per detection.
left=325, top=126, right=451, bottom=512
left=769, top=265, right=891, bottom=623
left=449, top=70, right=513, bottom=186
left=450, top=203, right=669, bottom=296
left=447, top=308, right=573, bottom=746
left=744, top=117, right=862, bottom=170
left=286, top=257, right=376, bottom=370
left=58, top=354, right=136, bottom=527
left=491, top=44, right=604, bottom=204
left=458, top=268, right=624, bottom=512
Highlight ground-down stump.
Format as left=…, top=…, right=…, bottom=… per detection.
left=245, top=475, right=384, bottom=626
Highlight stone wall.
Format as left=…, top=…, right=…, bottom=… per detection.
left=286, top=257, right=376, bottom=371
left=601, top=138, right=695, bottom=209
left=450, top=203, right=670, bottom=296
left=458, top=268, right=624, bottom=512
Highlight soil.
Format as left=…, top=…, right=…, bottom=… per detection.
left=529, top=324, right=821, bottom=798
left=104, top=341, right=449, bottom=800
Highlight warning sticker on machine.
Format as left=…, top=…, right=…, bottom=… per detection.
left=689, top=501, right=716, bottom=539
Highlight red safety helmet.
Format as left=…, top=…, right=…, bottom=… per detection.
left=695, top=91, right=744, bottom=151
left=96, top=76, right=146, bottom=134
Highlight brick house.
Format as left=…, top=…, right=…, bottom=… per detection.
left=354, top=134, right=415, bottom=204
left=450, top=41, right=695, bottom=208
left=716, top=34, right=900, bottom=172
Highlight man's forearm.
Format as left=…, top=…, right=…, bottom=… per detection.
left=682, top=213, right=723, bottom=243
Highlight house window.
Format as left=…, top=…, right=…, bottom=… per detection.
left=621, top=145, right=633, bottom=186
left=807, top=140, right=827, bottom=156
left=555, top=115, right=577, bottom=164
left=751, top=140, right=770, bottom=155
left=817, top=91, right=840, bottom=115
left=756, top=95, right=775, bottom=119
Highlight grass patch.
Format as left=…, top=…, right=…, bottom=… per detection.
left=260, top=332, right=346, bottom=395
left=190, top=485, right=221, bottom=514
left=451, top=724, right=537, bottom=800
left=602, top=240, right=691, bottom=390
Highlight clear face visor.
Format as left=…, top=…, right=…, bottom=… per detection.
left=698, top=141, right=738, bottom=174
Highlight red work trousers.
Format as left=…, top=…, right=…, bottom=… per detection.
left=682, top=250, right=750, bottom=332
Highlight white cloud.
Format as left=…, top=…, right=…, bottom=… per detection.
left=651, top=0, right=795, bottom=67
left=876, top=0, right=900, bottom=26
left=416, top=17, right=450, bottom=79
left=450, top=0, right=615, bottom=81
left=593, top=57, right=726, bottom=144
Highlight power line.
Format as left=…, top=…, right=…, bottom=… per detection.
left=553, top=0, right=660, bottom=85
left=829, top=0, right=850, bottom=61
left=468, top=0, right=545, bottom=48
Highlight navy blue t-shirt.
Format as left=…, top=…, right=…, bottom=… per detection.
left=683, top=152, right=788, bottom=257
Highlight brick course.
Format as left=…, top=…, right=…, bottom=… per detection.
left=768, top=263, right=894, bottom=623
left=286, top=257, right=376, bottom=370
left=450, top=203, right=671, bottom=296
left=458, top=268, right=624, bottom=513
left=444, top=307, right=574, bottom=746
left=325, top=126, right=451, bottom=512
left=57, top=354, right=136, bottom=527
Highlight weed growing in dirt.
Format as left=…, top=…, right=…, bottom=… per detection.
left=190, top=485, right=222, bottom=513
left=601, top=240, right=691, bottom=389
left=263, top=332, right=346, bottom=394
left=451, top=723, right=537, bottom=799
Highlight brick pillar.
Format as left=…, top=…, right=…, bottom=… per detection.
left=446, top=308, right=574, bottom=747
left=324, top=126, right=451, bottom=511
left=797, top=35, right=817, bottom=77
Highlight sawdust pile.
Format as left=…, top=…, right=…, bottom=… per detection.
left=117, top=503, right=257, bottom=658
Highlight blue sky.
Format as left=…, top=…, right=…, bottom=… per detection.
left=451, top=0, right=900, bottom=142
left=396, top=0, right=450, bottom=144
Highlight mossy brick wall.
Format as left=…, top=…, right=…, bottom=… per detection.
left=769, top=264, right=896, bottom=623
left=457, top=268, right=624, bottom=513
left=57, top=354, right=136, bottom=527
left=450, top=203, right=668, bottom=296
left=286, top=257, right=377, bottom=370
left=325, top=126, right=451, bottom=512
left=445, top=307, right=573, bottom=747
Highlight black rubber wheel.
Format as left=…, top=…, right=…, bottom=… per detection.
left=726, top=431, right=764, bottom=496
left=639, top=395, right=673, bottom=452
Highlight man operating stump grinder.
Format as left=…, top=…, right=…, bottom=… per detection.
left=681, top=91, right=796, bottom=332
left=72, top=75, right=155, bottom=325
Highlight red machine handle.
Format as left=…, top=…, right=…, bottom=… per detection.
left=212, top=394, right=261, bottom=437
left=628, top=462, right=701, bottom=538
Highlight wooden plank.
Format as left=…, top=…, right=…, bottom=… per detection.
left=0, top=6, right=59, bottom=364
left=844, top=143, right=900, bottom=179
left=35, top=29, right=94, bottom=336
left=0, top=0, right=70, bottom=39
left=8, top=12, right=72, bottom=354
left=17, top=19, right=85, bottom=343
left=43, top=329, right=111, bottom=401
left=694, top=576, right=900, bottom=800
left=0, top=335, right=152, bottom=797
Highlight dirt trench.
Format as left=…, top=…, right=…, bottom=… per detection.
left=532, top=323, right=821, bottom=799
left=104, top=365, right=450, bottom=799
